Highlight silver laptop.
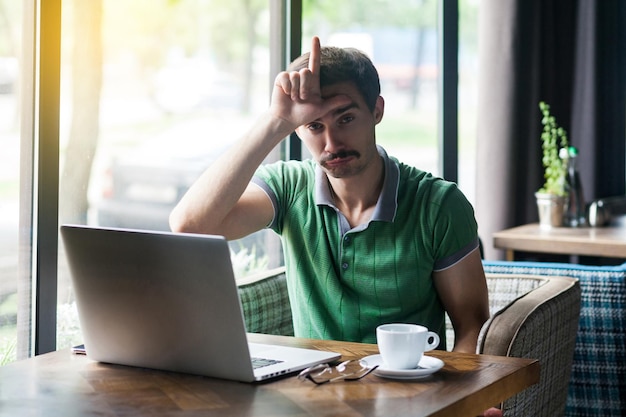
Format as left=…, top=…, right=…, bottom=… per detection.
left=60, top=224, right=340, bottom=382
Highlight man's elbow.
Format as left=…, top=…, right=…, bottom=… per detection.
left=169, top=207, right=195, bottom=234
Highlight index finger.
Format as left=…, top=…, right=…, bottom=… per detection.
left=308, top=36, right=321, bottom=75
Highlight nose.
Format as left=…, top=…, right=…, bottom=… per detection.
left=322, top=127, right=344, bottom=154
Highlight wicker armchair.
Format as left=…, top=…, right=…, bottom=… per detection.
left=237, top=266, right=293, bottom=336
left=478, top=274, right=581, bottom=417
left=484, top=261, right=626, bottom=417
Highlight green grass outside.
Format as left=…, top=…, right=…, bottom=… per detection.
left=0, top=293, right=16, bottom=316
left=0, top=181, right=18, bottom=200
left=375, top=107, right=477, bottom=153
left=0, top=292, right=17, bottom=365
left=377, top=110, right=438, bottom=149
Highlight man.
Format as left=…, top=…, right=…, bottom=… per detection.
left=170, top=37, right=489, bottom=353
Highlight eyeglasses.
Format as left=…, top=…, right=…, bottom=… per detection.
left=297, top=359, right=378, bottom=385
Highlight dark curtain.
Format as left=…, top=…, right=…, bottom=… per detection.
left=475, top=0, right=626, bottom=260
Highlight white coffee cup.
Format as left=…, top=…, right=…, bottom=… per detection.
left=376, top=323, right=440, bottom=370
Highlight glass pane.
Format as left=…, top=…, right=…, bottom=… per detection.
left=57, top=0, right=276, bottom=349
left=458, top=0, right=479, bottom=204
left=0, top=0, right=22, bottom=364
left=302, top=0, right=440, bottom=176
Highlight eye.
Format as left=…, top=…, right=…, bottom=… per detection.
left=307, top=122, right=323, bottom=131
left=339, top=115, right=355, bottom=124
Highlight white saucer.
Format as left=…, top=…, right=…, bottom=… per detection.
left=361, top=354, right=444, bottom=380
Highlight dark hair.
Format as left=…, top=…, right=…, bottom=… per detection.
left=288, top=46, right=381, bottom=111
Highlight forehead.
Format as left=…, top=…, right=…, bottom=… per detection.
left=321, top=81, right=367, bottom=107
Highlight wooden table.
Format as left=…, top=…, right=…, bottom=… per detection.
left=0, top=334, right=539, bottom=417
left=493, top=222, right=626, bottom=261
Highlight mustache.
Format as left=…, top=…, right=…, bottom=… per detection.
left=320, top=150, right=360, bottom=163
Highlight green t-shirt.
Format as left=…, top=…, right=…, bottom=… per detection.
left=252, top=147, right=478, bottom=345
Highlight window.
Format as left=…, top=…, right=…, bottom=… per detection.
left=300, top=0, right=479, bottom=203
left=457, top=0, right=479, bottom=204
left=1, top=0, right=476, bottom=361
left=302, top=0, right=441, bottom=176
left=56, top=0, right=279, bottom=349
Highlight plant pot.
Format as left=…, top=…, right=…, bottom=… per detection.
left=535, top=192, right=565, bottom=229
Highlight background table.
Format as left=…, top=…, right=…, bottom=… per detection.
left=0, top=334, right=539, bottom=417
left=493, top=222, right=626, bottom=261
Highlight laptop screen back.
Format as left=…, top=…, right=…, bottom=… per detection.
left=60, top=225, right=255, bottom=381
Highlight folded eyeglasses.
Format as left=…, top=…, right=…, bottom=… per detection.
left=297, top=359, right=378, bottom=385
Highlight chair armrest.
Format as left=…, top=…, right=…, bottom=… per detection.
left=479, top=274, right=578, bottom=356
left=479, top=274, right=581, bottom=416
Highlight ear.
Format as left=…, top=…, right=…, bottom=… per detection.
left=373, top=96, right=385, bottom=124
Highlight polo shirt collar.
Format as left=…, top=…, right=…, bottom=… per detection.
left=315, top=145, right=399, bottom=222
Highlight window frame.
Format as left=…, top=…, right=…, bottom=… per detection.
left=20, top=0, right=62, bottom=356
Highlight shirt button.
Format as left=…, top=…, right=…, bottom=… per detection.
left=342, top=262, right=349, bottom=270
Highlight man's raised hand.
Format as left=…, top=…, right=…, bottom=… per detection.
left=271, top=37, right=350, bottom=131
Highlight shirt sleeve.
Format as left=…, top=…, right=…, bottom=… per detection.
left=429, top=183, right=480, bottom=271
left=251, top=160, right=315, bottom=235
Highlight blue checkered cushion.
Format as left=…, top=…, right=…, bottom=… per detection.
left=483, top=261, right=626, bottom=417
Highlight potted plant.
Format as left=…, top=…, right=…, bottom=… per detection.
left=535, top=101, right=569, bottom=228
